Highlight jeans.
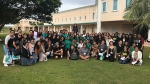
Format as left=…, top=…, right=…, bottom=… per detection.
left=120, top=59, right=129, bottom=64
left=32, top=52, right=37, bottom=64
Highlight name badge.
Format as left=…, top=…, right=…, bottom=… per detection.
left=101, top=49, right=103, bottom=51
left=139, top=40, right=140, bottom=43
left=84, top=53, right=86, bottom=55
left=110, top=52, right=113, bottom=54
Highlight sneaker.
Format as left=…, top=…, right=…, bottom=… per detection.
left=4, top=63, right=8, bottom=67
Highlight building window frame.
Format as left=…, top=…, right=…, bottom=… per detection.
left=102, top=2, right=107, bottom=13
left=126, top=0, right=131, bottom=8
left=113, top=0, right=118, bottom=11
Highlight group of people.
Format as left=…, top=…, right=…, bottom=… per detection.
left=4, top=24, right=144, bottom=66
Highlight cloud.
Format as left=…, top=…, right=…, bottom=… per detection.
left=59, top=0, right=95, bottom=11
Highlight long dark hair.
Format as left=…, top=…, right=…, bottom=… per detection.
left=34, top=41, right=40, bottom=49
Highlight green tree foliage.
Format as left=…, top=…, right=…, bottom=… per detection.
left=123, top=0, right=150, bottom=29
left=0, top=0, right=62, bottom=31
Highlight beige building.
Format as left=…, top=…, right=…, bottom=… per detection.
left=15, top=0, right=133, bottom=34
left=12, top=19, right=40, bottom=31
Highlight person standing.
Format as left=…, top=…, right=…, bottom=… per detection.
left=72, top=23, right=78, bottom=34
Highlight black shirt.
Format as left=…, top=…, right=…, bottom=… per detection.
left=116, top=44, right=124, bottom=53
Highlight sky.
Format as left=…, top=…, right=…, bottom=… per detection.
left=59, top=0, right=95, bottom=11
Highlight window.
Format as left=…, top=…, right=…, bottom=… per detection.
left=113, top=0, right=118, bottom=10
left=93, top=13, right=95, bottom=19
left=126, top=0, right=131, bottom=7
left=79, top=16, right=81, bottom=21
left=74, top=17, right=76, bottom=21
left=85, top=16, right=86, bottom=20
left=102, top=2, right=107, bottom=12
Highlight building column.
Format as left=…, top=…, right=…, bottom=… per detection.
left=70, top=25, right=72, bottom=32
left=97, top=0, right=102, bottom=33
left=80, top=25, right=83, bottom=34
left=38, top=27, right=40, bottom=32
left=61, top=26, right=63, bottom=30
left=54, top=26, right=56, bottom=32
left=43, top=26, right=44, bottom=31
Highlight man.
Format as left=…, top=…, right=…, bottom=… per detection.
left=33, top=26, right=38, bottom=40
left=15, top=29, right=22, bottom=37
left=79, top=44, right=90, bottom=60
left=4, top=30, right=15, bottom=66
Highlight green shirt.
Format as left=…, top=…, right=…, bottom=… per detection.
left=75, top=38, right=79, bottom=42
left=86, top=43, right=92, bottom=50
left=71, top=42, right=78, bottom=48
left=130, top=46, right=134, bottom=54
left=64, top=39, right=71, bottom=49
left=62, top=34, right=68, bottom=39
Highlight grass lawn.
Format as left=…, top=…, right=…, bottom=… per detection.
left=0, top=34, right=150, bottom=84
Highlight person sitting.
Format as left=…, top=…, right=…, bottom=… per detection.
left=116, top=40, right=124, bottom=61
left=77, top=40, right=83, bottom=49
left=39, top=40, right=47, bottom=61
left=131, top=46, right=143, bottom=66
left=91, top=41, right=98, bottom=57
left=67, top=45, right=79, bottom=60
left=97, top=40, right=107, bottom=60
left=107, top=41, right=117, bottom=62
left=20, top=42, right=34, bottom=66
left=53, top=43, right=63, bottom=59
left=120, top=46, right=130, bottom=64
left=34, top=41, right=42, bottom=62
left=79, top=44, right=90, bottom=60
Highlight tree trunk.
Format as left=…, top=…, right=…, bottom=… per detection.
left=0, top=24, right=5, bottom=31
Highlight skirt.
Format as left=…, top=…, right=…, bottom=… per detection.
left=20, top=57, right=34, bottom=66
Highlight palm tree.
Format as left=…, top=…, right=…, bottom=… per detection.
left=123, top=0, right=150, bottom=29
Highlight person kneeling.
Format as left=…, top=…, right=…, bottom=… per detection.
left=79, top=44, right=90, bottom=60
left=131, top=46, right=143, bottom=66
left=20, top=42, right=34, bottom=66
left=67, top=45, right=79, bottom=60
left=53, top=43, right=63, bottom=59
left=120, top=46, right=130, bottom=64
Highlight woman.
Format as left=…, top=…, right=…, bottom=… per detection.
left=128, top=34, right=133, bottom=47
left=28, top=38, right=35, bottom=64
left=22, top=33, right=28, bottom=45
left=72, top=23, right=78, bottom=34
left=79, top=44, right=90, bottom=60
left=20, top=42, right=34, bottom=66
left=120, top=46, right=130, bottom=64
left=105, top=35, right=113, bottom=46
left=34, top=41, right=42, bottom=62
left=78, top=40, right=84, bottom=49
left=75, top=35, right=80, bottom=43
left=131, top=46, right=142, bottom=66
left=107, top=41, right=117, bottom=62
left=42, top=29, right=48, bottom=39
left=91, top=41, right=98, bottom=57
left=121, top=33, right=126, bottom=45
left=97, top=40, right=107, bottom=60
left=71, top=39, right=78, bottom=49
left=67, top=45, right=79, bottom=60
left=40, top=40, right=47, bottom=61
left=64, top=36, right=71, bottom=58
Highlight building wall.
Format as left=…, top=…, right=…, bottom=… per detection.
left=101, top=21, right=133, bottom=35
left=52, top=5, right=97, bottom=25
left=101, top=0, right=127, bottom=22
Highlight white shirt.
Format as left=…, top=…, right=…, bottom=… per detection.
left=78, top=43, right=83, bottom=48
left=106, top=39, right=113, bottom=46
left=5, top=35, right=15, bottom=45
left=33, top=31, right=38, bottom=40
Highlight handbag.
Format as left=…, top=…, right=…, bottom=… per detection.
left=3, top=53, right=12, bottom=64
left=13, top=49, right=21, bottom=56
left=70, top=49, right=78, bottom=60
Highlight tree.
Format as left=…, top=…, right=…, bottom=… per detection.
left=0, top=0, right=62, bottom=31
left=123, top=0, right=150, bottom=29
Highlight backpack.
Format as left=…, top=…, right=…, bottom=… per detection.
left=70, top=49, right=78, bottom=60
